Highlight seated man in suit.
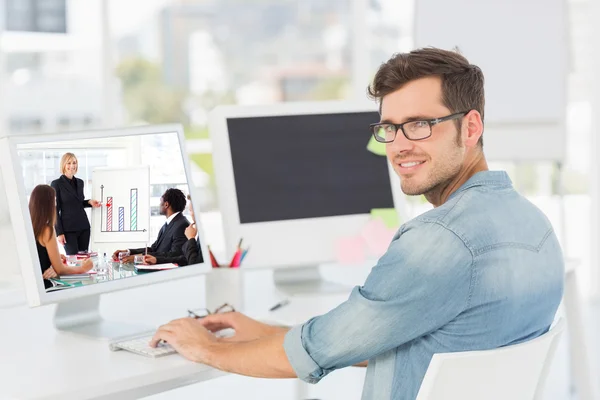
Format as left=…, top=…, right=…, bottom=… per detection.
left=112, top=188, right=189, bottom=263
left=143, top=196, right=203, bottom=267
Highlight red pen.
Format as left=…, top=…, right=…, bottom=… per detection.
left=229, top=248, right=242, bottom=268
left=229, top=238, right=243, bottom=268
left=208, top=245, right=219, bottom=268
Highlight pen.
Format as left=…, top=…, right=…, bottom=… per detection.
left=240, top=246, right=250, bottom=263
left=208, top=246, right=219, bottom=268
left=269, top=299, right=290, bottom=312
left=229, top=247, right=242, bottom=268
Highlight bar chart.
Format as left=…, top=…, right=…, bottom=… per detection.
left=101, top=185, right=146, bottom=233
left=92, top=166, right=150, bottom=244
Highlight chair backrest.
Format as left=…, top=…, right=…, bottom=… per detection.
left=416, top=318, right=565, bottom=400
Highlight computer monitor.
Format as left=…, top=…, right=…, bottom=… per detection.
left=0, top=124, right=211, bottom=339
left=209, top=102, right=404, bottom=294
left=0, top=170, right=23, bottom=304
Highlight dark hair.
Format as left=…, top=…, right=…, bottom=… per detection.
left=162, top=188, right=187, bottom=213
left=368, top=47, right=485, bottom=146
left=29, top=185, right=56, bottom=242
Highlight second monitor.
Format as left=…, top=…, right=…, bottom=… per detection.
left=210, top=102, right=401, bottom=293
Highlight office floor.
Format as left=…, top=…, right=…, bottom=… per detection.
left=143, top=300, right=600, bottom=400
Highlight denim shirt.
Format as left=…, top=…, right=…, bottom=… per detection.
left=283, top=171, right=564, bottom=400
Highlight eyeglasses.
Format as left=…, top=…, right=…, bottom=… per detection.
left=369, top=111, right=469, bottom=143
left=187, top=303, right=235, bottom=319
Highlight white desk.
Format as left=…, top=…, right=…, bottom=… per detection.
left=0, top=304, right=228, bottom=400
left=0, top=263, right=594, bottom=400
left=0, top=271, right=353, bottom=400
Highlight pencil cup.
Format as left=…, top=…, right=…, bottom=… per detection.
left=205, top=267, right=244, bottom=311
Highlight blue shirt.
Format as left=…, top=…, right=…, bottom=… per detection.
left=283, top=171, right=564, bottom=400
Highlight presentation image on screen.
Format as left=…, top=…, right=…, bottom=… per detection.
left=227, top=112, right=395, bottom=223
left=16, top=132, right=204, bottom=292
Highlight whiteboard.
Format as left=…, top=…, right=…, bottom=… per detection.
left=91, top=166, right=150, bottom=244
left=414, top=0, right=567, bottom=161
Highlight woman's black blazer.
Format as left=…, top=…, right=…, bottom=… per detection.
left=50, top=175, right=91, bottom=235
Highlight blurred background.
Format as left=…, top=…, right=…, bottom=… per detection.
left=0, top=0, right=595, bottom=297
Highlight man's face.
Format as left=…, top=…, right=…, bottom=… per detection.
left=159, top=197, right=168, bottom=216
left=383, top=76, right=466, bottom=196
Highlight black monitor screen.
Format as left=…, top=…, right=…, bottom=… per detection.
left=227, top=112, right=395, bottom=224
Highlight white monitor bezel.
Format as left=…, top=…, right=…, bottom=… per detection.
left=209, top=101, right=405, bottom=270
left=0, top=124, right=211, bottom=307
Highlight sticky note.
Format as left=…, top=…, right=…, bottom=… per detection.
left=334, top=236, right=367, bottom=265
left=361, top=219, right=396, bottom=257
left=370, top=208, right=400, bottom=229
left=366, top=136, right=386, bottom=156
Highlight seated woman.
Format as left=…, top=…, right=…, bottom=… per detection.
left=29, top=185, right=93, bottom=289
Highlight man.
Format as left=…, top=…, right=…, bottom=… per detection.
left=150, top=48, right=565, bottom=400
left=143, top=196, right=203, bottom=266
left=113, top=188, right=189, bottom=263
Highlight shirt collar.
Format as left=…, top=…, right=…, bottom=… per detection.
left=166, top=211, right=180, bottom=225
left=447, top=171, right=513, bottom=201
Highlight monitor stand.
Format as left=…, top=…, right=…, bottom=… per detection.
left=54, top=295, right=150, bottom=340
left=273, top=266, right=351, bottom=296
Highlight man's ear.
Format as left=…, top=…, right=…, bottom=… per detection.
left=462, top=110, right=483, bottom=148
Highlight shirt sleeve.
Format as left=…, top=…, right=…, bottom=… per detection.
left=283, top=220, right=474, bottom=383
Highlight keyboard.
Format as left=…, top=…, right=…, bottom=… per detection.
left=109, top=329, right=235, bottom=358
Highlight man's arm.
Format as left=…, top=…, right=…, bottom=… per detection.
left=151, top=313, right=294, bottom=377
left=208, top=333, right=295, bottom=378
left=182, top=238, right=203, bottom=265
left=127, top=247, right=149, bottom=255
left=152, top=222, right=472, bottom=383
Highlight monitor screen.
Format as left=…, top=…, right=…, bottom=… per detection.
left=227, top=112, right=394, bottom=224
left=15, top=131, right=204, bottom=293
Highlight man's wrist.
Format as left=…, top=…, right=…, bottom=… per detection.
left=204, top=340, right=230, bottom=369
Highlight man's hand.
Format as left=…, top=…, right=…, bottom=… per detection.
left=57, top=234, right=66, bottom=246
left=89, top=199, right=101, bottom=208
left=120, top=255, right=135, bottom=264
left=151, top=314, right=295, bottom=378
left=143, top=255, right=157, bottom=265
left=185, top=223, right=197, bottom=240
left=112, top=249, right=127, bottom=260
left=150, top=318, right=218, bottom=363
left=42, top=267, right=57, bottom=279
left=198, top=312, right=287, bottom=342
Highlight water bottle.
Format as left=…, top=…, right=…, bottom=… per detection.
left=97, top=252, right=109, bottom=275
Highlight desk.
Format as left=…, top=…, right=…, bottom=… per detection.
left=0, top=274, right=235, bottom=400
left=0, top=304, right=228, bottom=400
left=0, top=272, right=352, bottom=400
left=0, top=263, right=595, bottom=400
left=49, top=260, right=159, bottom=290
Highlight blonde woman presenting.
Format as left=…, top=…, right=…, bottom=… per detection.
left=50, top=153, right=101, bottom=255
